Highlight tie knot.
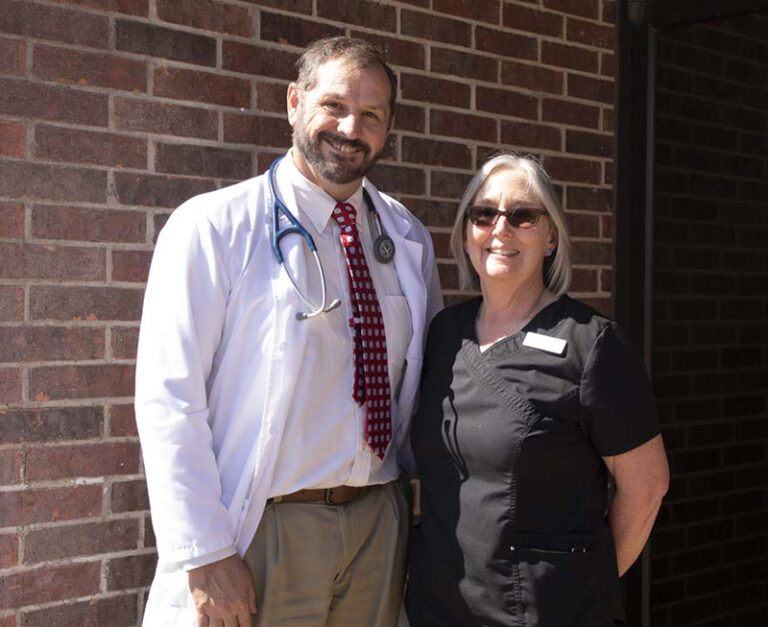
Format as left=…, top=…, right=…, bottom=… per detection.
left=332, top=202, right=356, bottom=225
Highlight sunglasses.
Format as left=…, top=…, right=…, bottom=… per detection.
left=467, top=205, right=547, bottom=229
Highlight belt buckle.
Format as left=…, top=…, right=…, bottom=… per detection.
left=324, top=488, right=337, bottom=505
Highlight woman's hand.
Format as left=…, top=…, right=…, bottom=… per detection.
left=603, top=433, right=669, bottom=576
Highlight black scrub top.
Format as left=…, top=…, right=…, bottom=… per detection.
left=406, top=295, right=660, bottom=627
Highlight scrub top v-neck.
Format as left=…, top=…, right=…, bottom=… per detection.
left=406, top=295, right=659, bottom=627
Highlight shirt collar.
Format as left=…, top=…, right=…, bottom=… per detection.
left=283, top=151, right=364, bottom=233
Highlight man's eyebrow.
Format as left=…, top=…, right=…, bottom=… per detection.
left=319, top=92, right=388, bottom=112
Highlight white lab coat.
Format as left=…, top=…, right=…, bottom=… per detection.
left=135, top=165, right=442, bottom=625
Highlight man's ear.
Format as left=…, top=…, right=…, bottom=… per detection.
left=287, top=83, right=300, bottom=126
left=387, top=114, right=396, bottom=134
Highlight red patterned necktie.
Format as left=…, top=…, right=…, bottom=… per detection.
left=332, top=201, right=392, bottom=459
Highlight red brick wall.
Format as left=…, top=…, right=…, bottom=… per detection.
left=651, top=12, right=768, bottom=626
left=0, top=1, right=615, bottom=622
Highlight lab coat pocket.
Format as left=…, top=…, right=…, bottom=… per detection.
left=507, top=532, right=612, bottom=626
left=379, top=295, right=412, bottom=395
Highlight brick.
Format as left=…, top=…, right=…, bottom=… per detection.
left=501, top=61, right=563, bottom=95
left=110, top=404, right=137, bottom=437
left=431, top=232, right=451, bottom=258
left=434, top=0, right=499, bottom=23
left=32, top=205, right=146, bottom=243
left=544, top=0, right=598, bottom=18
left=402, top=9, right=471, bottom=47
left=34, top=45, right=146, bottom=92
left=0, top=562, right=101, bottom=610
left=476, top=86, right=538, bottom=119
left=111, top=326, right=139, bottom=360
left=570, top=267, right=598, bottom=292
left=317, top=0, right=396, bottom=31
left=112, top=249, right=153, bottom=283
left=475, top=26, right=537, bottom=60
left=115, top=98, right=217, bottom=140
left=0, top=78, right=108, bottom=126
left=0, top=243, right=105, bottom=281
left=0, top=37, right=25, bottom=76
left=0, top=119, right=24, bottom=157
left=544, top=99, right=601, bottom=129
left=601, top=52, right=615, bottom=78
left=116, top=19, right=216, bottom=67
left=401, top=74, right=470, bottom=108
left=0, top=406, right=103, bottom=444
left=0, top=534, right=17, bottom=568
left=438, top=263, right=459, bottom=290
left=240, top=0, right=312, bottom=12
left=0, top=449, right=21, bottom=485
left=115, top=172, right=215, bottom=208
left=0, top=485, right=101, bottom=527
left=154, top=66, right=251, bottom=108
left=35, top=125, right=146, bottom=169
left=566, top=129, right=613, bottom=157
left=602, top=0, right=616, bottom=23
left=255, top=82, right=288, bottom=114
left=567, top=17, right=615, bottom=49
left=568, top=73, right=614, bottom=104
left=0, top=161, right=106, bottom=203
left=0, top=286, right=23, bottom=322
left=29, top=364, right=135, bottom=401
left=20, top=594, right=139, bottom=627
left=112, top=479, right=150, bottom=513
left=223, top=113, right=292, bottom=148
left=566, top=186, right=612, bottom=212
left=430, top=110, right=496, bottom=143
left=402, top=197, right=458, bottom=228
left=349, top=31, right=426, bottom=70
left=501, top=121, right=561, bottom=151
left=52, top=0, right=148, bottom=14
left=30, top=286, right=143, bottom=322
left=26, top=441, right=139, bottom=481
left=367, top=164, right=425, bottom=196
left=0, top=367, right=23, bottom=402
left=0, top=202, right=24, bottom=238
left=394, top=103, right=425, bottom=133
left=503, top=4, right=563, bottom=38
left=571, top=240, right=611, bottom=266
left=402, top=137, right=471, bottom=169
left=24, top=519, right=140, bottom=564
left=222, top=42, right=298, bottom=82
left=157, top=0, right=252, bottom=36
left=261, top=11, right=343, bottom=48
left=542, top=41, right=599, bottom=73
left=107, top=553, right=157, bottom=590
left=155, top=143, right=252, bottom=180
left=431, top=47, right=497, bottom=82
left=431, top=170, right=473, bottom=199
left=0, top=0, right=108, bottom=48
left=0, top=327, right=104, bottom=363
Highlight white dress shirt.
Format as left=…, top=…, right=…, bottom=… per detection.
left=269, top=154, right=411, bottom=494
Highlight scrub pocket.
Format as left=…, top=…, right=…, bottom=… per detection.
left=506, top=532, right=613, bottom=626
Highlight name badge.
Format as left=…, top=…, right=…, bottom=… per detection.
left=523, top=332, right=567, bottom=355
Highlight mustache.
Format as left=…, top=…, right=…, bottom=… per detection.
left=319, top=132, right=370, bottom=155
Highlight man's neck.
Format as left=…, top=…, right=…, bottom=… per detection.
left=290, top=148, right=361, bottom=202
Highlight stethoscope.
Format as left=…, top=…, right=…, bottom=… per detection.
left=268, top=155, right=396, bottom=321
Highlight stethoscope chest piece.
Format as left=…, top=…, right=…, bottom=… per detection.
left=373, top=233, right=395, bottom=264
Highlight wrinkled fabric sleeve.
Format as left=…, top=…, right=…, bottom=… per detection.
left=580, top=322, right=660, bottom=456
left=135, top=206, right=237, bottom=568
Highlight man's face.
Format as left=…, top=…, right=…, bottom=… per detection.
left=287, top=57, right=393, bottom=196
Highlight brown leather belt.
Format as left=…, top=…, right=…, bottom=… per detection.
left=268, top=485, right=373, bottom=506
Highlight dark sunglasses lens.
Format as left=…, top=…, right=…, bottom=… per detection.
left=508, top=209, right=541, bottom=228
left=468, top=206, right=498, bottom=226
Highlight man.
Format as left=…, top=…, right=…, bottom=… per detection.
left=135, top=37, right=442, bottom=626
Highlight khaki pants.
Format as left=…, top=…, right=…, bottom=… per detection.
left=244, top=479, right=409, bottom=627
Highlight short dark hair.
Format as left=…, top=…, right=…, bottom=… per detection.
left=295, top=36, right=397, bottom=123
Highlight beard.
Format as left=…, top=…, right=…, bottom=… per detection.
left=293, top=115, right=385, bottom=185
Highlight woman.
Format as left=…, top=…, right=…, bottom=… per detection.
left=405, top=154, right=669, bottom=626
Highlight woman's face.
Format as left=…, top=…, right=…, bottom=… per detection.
left=465, top=168, right=556, bottom=292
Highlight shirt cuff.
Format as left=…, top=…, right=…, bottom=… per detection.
left=180, top=545, right=239, bottom=572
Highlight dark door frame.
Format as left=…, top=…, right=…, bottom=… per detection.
left=613, top=1, right=768, bottom=625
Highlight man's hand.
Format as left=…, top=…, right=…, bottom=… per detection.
left=188, top=554, right=257, bottom=627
